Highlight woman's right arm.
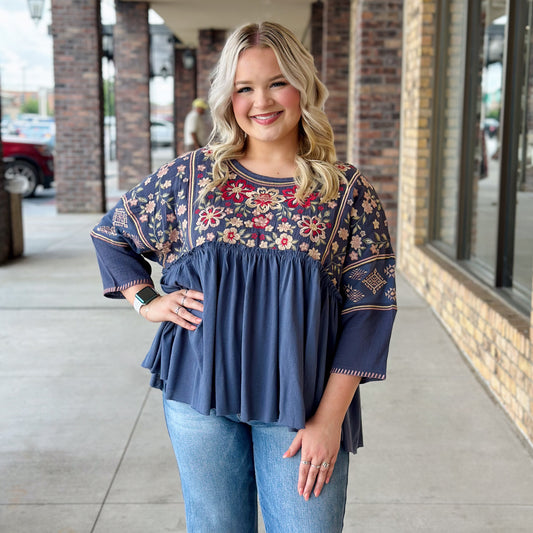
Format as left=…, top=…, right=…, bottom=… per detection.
left=122, top=284, right=204, bottom=330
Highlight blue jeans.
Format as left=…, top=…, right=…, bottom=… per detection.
left=163, top=398, right=349, bottom=533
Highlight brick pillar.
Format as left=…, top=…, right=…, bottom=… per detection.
left=114, top=1, right=151, bottom=189
left=174, top=48, right=197, bottom=155
left=197, top=29, right=227, bottom=101
left=322, top=0, right=351, bottom=161
left=311, top=1, right=324, bottom=75
left=51, top=0, right=105, bottom=213
left=349, top=0, right=403, bottom=244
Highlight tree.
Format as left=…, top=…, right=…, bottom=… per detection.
left=20, top=98, right=39, bottom=114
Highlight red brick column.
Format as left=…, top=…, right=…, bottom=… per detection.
left=322, top=0, right=351, bottom=162
left=174, top=49, right=197, bottom=155
left=197, top=29, right=227, bottom=101
left=51, top=0, right=105, bottom=213
left=114, top=1, right=151, bottom=189
left=311, top=1, right=324, bottom=75
left=349, top=0, right=403, bottom=243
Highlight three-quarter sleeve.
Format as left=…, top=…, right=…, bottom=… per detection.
left=331, top=174, right=397, bottom=382
left=91, top=161, right=183, bottom=298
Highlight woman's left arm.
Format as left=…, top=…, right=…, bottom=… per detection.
left=283, top=372, right=361, bottom=500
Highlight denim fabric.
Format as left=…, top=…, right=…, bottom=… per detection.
left=163, top=398, right=349, bottom=533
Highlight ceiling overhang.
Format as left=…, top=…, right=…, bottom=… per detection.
left=124, top=0, right=316, bottom=47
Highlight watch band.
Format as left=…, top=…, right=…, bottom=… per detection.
left=134, top=286, right=160, bottom=314
left=133, top=298, right=145, bottom=314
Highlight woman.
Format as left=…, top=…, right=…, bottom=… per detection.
left=92, top=21, right=396, bottom=533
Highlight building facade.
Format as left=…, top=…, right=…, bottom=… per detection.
left=0, top=0, right=531, bottom=446
left=400, top=0, right=533, bottom=445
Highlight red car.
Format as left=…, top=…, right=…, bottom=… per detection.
left=2, top=136, right=54, bottom=197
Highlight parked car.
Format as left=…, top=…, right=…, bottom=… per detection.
left=2, top=136, right=54, bottom=197
left=151, top=118, right=173, bottom=147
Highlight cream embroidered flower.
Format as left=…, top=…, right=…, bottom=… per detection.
left=298, top=216, right=326, bottom=243
left=245, top=187, right=284, bottom=213
left=197, top=206, right=226, bottom=230
left=275, top=233, right=294, bottom=250
left=222, top=227, right=241, bottom=244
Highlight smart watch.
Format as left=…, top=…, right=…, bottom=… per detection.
left=133, top=286, right=160, bottom=314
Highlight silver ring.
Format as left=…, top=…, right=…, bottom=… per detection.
left=174, top=306, right=182, bottom=315
left=322, top=462, right=330, bottom=469
left=311, top=464, right=321, bottom=469
left=301, top=460, right=310, bottom=465
left=181, top=295, right=186, bottom=306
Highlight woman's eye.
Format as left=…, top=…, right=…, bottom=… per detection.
left=236, top=87, right=251, bottom=93
left=271, top=81, right=287, bottom=88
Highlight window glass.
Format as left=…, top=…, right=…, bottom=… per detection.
left=434, top=0, right=467, bottom=248
left=513, top=0, right=533, bottom=301
left=470, top=2, right=506, bottom=277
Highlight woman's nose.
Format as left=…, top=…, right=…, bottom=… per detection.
left=254, top=89, right=274, bottom=107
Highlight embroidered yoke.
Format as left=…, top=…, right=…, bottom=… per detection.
left=91, top=148, right=397, bottom=453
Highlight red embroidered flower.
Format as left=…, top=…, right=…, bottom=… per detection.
left=297, top=215, right=326, bottom=243
left=221, top=179, right=255, bottom=203
left=252, top=215, right=271, bottom=229
left=282, top=186, right=318, bottom=208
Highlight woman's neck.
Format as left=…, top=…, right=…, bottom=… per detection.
left=239, top=141, right=298, bottom=178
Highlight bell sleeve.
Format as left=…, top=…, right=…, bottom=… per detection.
left=91, top=163, right=182, bottom=299
left=331, top=174, right=397, bottom=383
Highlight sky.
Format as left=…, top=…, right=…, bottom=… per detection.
left=0, top=0, right=172, bottom=104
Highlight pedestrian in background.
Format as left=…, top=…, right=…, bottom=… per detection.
left=91, top=21, right=396, bottom=533
left=184, top=97, right=209, bottom=152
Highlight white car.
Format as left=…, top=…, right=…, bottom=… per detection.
left=151, top=118, right=174, bottom=147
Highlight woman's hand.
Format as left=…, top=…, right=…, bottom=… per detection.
left=137, top=288, right=204, bottom=329
left=282, top=373, right=361, bottom=500
left=283, top=415, right=342, bottom=500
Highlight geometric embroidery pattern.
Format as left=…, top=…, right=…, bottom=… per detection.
left=362, top=268, right=386, bottom=295
left=112, top=208, right=128, bottom=228
left=349, top=268, right=368, bottom=281
left=344, top=286, right=365, bottom=304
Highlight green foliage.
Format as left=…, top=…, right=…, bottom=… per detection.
left=20, top=98, right=39, bottom=114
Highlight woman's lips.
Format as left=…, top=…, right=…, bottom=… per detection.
left=250, top=111, right=282, bottom=125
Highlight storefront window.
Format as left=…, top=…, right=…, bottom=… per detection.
left=471, top=3, right=506, bottom=277
left=432, top=0, right=533, bottom=308
left=433, top=0, right=467, bottom=249
left=514, top=0, right=533, bottom=300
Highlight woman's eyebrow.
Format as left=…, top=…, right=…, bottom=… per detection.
left=234, top=74, right=286, bottom=86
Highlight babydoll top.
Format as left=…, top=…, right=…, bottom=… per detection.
left=91, top=148, right=397, bottom=453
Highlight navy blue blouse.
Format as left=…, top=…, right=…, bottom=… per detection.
left=91, top=149, right=397, bottom=453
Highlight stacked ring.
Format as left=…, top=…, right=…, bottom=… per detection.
left=311, top=464, right=321, bottom=469
left=174, top=306, right=182, bottom=315
left=301, top=460, right=310, bottom=465
left=322, top=462, right=330, bottom=468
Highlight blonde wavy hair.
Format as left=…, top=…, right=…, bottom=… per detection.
left=207, top=21, right=344, bottom=202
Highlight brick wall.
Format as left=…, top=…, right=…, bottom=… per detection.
left=311, top=1, right=324, bottom=75
left=197, top=29, right=227, bottom=102
left=322, top=0, right=351, bottom=162
left=349, top=0, right=402, bottom=245
left=51, top=0, right=106, bottom=213
left=174, top=49, right=197, bottom=155
left=399, top=0, right=533, bottom=445
left=114, top=1, right=151, bottom=189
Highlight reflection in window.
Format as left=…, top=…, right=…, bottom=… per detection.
left=434, top=0, right=467, bottom=249
left=471, top=5, right=506, bottom=278
left=514, top=1, right=533, bottom=300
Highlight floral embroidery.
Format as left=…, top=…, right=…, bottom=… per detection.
left=297, top=216, right=326, bottom=244
left=245, top=187, right=284, bottom=213
left=197, top=206, right=226, bottom=230
left=221, top=179, right=254, bottom=202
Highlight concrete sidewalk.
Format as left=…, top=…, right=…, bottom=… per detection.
left=1, top=193, right=533, bottom=532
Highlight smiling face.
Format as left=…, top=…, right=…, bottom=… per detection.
left=231, top=46, right=302, bottom=152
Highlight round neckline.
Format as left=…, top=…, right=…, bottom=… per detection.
left=229, top=159, right=295, bottom=187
